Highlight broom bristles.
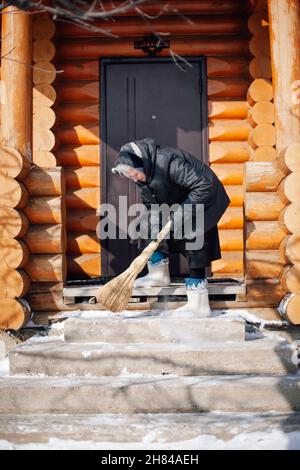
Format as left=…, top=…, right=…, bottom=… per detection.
left=95, top=220, right=172, bottom=312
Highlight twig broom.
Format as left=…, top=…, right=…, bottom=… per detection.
left=95, top=220, right=172, bottom=312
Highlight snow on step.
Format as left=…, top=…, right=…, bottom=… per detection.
left=9, top=336, right=297, bottom=376
left=63, top=315, right=245, bottom=344
left=0, top=375, right=299, bottom=414
left=1, top=412, right=300, bottom=447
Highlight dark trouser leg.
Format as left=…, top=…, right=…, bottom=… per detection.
left=189, top=267, right=206, bottom=280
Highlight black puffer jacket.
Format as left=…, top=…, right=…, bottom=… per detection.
left=117, top=137, right=230, bottom=233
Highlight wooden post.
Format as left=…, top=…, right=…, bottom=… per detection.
left=1, top=6, right=32, bottom=158
left=0, top=6, right=33, bottom=329
left=268, top=0, right=300, bottom=150
left=268, top=0, right=300, bottom=324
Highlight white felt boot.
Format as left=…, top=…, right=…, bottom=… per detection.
left=172, top=284, right=212, bottom=318
left=134, top=259, right=171, bottom=288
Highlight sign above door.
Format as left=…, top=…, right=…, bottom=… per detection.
left=134, top=36, right=170, bottom=56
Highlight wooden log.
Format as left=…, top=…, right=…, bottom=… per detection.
left=270, top=153, right=289, bottom=178
left=33, top=60, right=56, bottom=85
left=1, top=6, right=32, bottom=158
left=56, top=145, right=100, bottom=166
left=268, top=0, right=300, bottom=151
left=24, top=225, right=65, bottom=253
left=67, top=232, right=100, bottom=254
left=208, top=78, right=250, bottom=98
left=0, top=147, right=31, bottom=180
left=33, top=17, right=55, bottom=40
left=280, top=265, right=300, bottom=293
left=254, top=0, right=268, bottom=12
left=209, top=141, right=250, bottom=163
left=57, top=125, right=99, bottom=145
left=58, top=57, right=249, bottom=81
left=24, top=167, right=63, bottom=196
left=56, top=15, right=246, bottom=37
left=208, top=101, right=249, bottom=119
left=248, top=124, right=276, bottom=148
left=65, top=167, right=100, bottom=189
left=0, top=263, right=30, bottom=297
left=209, top=120, right=251, bottom=141
left=66, top=188, right=100, bottom=210
left=58, top=37, right=250, bottom=59
left=246, top=221, right=286, bottom=250
left=224, top=186, right=243, bottom=207
left=245, top=192, right=285, bottom=220
left=33, top=39, right=55, bottom=62
left=212, top=251, right=244, bottom=273
left=0, top=207, right=29, bottom=238
left=247, top=79, right=273, bottom=106
left=56, top=103, right=99, bottom=123
left=279, top=203, right=300, bottom=234
left=244, top=279, right=285, bottom=307
left=200, top=55, right=249, bottom=80
left=249, top=146, right=277, bottom=161
left=33, top=106, right=56, bottom=129
left=33, top=84, right=56, bottom=107
left=59, top=59, right=99, bottom=81
left=249, top=57, right=272, bottom=79
left=278, top=293, right=300, bottom=326
left=211, top=164, right=243, bottom=185
left=32, top=128, right=55, bottom=152
left=27, top=282, right=65, bottom=312
left=249, top=31, right=270, bottom=57
left=248, top=11, right=270, bottom=35
left=277, top=173, right=300, bottom=204
left=246, top=250, right=284, bottom=279
left=218, top=207, right=243, bottom=229
left=0, top=175, right=29, bottom=209
left=284, top=143, right=300, bottom=172
left=0, top=298, right=31, bottom=330
left=67, top=253, right=101, bottom=279
left=0, top=238, right=30, bottom=268
left=33, top=151, right=57, bottom=168
left=24, top=254, right=66, bottom=282
left=218, top=229, right=243, bottom=251
left=67, top=210, right=99, bottom=232
left=280, top=234, right=300, bottom=265
left=244, top=162, right=285, bottom=191
left=58, top=81, right=98, bottom=102
left=88, top=1, right=247, bottom=16
left=24, top=196, right=65, bottom=224
left=248, top=101, right=274, bottom=126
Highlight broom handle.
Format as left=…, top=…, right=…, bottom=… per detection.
left=137, top=220, right=172, bottom=261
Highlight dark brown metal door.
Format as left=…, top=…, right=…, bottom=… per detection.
left=101, top=57, right=208, bottom=278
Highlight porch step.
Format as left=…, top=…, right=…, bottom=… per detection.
left=9, top=337, right=297, bottom=376
left=63, top=280, right=246, bottom=300
left=1, top=412, right=300, bottom=448
left=63, top=314, right=245, bottom=344
left=0, top=375, right=299, bottom=414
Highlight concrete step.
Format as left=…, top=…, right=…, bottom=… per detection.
left=63, top=314, right=245, bottom=344
left=1, top=412, right=300, bottom=449
left=9, top=336, right=298, bottom=376
left=0, top=375, right=299, bottom=414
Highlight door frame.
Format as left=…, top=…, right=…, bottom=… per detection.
left=100, top=56, right=209, bottom=278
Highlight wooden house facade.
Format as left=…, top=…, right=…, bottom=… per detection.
left=0, top=0, right=300, bottom=329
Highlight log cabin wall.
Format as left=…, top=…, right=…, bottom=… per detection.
left=52, top=0, right=253, bottom=292
left=25, top=13, right=67, bottom=318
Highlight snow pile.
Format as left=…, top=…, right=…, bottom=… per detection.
left=0, top=429, right=300, bottom=450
